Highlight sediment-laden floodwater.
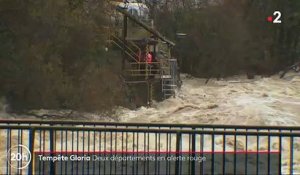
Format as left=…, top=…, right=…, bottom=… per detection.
left=117, top=73, right=300, bottom=126
left=0, top=73, right=300, bottom=174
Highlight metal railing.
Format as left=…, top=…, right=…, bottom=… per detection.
left=1, top=120, right=300, bottom=174
left=108, top=35, right=141, bottom=63
left=126, top=62, right=161, bottom=77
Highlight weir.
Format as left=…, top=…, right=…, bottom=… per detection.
left=1, top=120, right=299, bottom=174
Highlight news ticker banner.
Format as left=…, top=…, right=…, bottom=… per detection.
left=32, top=151, right=280, bottom=174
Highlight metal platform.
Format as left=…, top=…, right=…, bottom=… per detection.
left=105, top=4, right=180, bottom=104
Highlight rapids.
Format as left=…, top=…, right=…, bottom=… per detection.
left=116, top=73, right=300, bottom=126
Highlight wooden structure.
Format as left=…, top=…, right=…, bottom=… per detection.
left=106, top=4, right=180, bottom=105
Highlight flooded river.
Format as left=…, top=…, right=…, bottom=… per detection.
left=1, top=73, right=300, bottom=174
left=117, top=73, right=300, bottom=126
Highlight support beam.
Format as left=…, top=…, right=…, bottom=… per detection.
left=116, top=6, right=175, bottom=47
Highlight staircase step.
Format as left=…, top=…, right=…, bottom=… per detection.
left=162, top=81, right=175, bottom=83
left=162, top=89, right=175, bottom=91
left=161, top=75, right=172, bottom=79
left=164, top=94, right=175, bottom=96
left=163, top=85, right=177, bottom=87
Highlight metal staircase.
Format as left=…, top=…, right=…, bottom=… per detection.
left=160, top=59, right=177, bottom=99
left=107, top=34, right=141, bottom=63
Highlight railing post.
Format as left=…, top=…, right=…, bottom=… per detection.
left=175, top=132, right=182, bottom=175
left=50, top=125, right=55, bottom=174
left=200, top=133, right=204, bottom=175
left=290, top=135, right=294, bottom=175
left=279, top=131, right=282, bottom=175
left=28, top=128, right=35, bottom=175
left=267, top=131, right=271, bottom=175
left=191, top=130, right=196, bottom=175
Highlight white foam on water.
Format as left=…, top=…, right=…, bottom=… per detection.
left=117, top=74, right=300, bottom=126
left=1, top=74, right=300, bottom=173
left=116, top=74, right=300, bottom=174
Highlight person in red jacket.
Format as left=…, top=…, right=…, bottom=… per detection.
left=146, top=52, right=153, bottom=64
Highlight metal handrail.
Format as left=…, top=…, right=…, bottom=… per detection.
left=0, top=125, right=299, bottom=136
left=1, top=120, right=299, bottom=174
left=127, top=40, right=141, bottom=60
left=1, top=119, right=300, bottom=130
left=127, top=67, right=160, bottom=71
left=130, top=62, right=161, bottom=65
left=111, top=35, right=141, bottom=59
left=110, top=40, right=138, bottom=62
left=110, top=35, right=140, bottom=62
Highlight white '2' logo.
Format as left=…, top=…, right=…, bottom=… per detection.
left=273, top=11, right=282, bottom=24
